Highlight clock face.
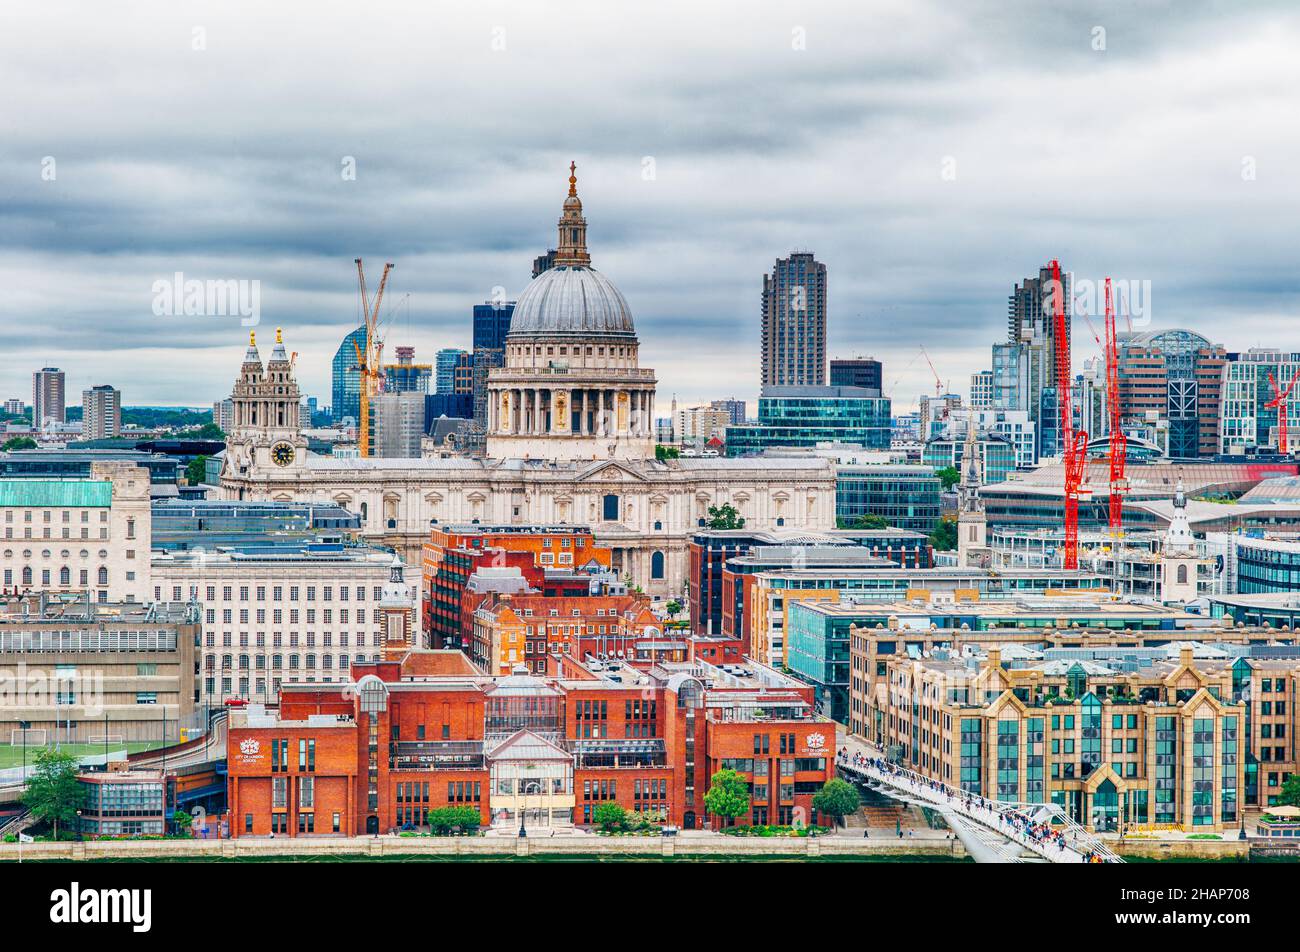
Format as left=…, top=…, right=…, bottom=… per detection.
left=271, top=442, right=296, bottom=467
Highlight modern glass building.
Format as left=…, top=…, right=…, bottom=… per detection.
left=725, top=386, right=891, bottom=456
left=785, top=600, right=853, bottom=722
left=331, top=326, right=368, bottom=424
left=434, top=349, right=467, bottom=395
left=922, top=434, right=1017, bottom=486
left=835, top=464, right=941, bottom=531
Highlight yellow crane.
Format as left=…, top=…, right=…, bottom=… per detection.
left=352, top=258, right=394, bottom=457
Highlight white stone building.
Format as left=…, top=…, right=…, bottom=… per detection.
left=218, top=168, right=838, bottom=598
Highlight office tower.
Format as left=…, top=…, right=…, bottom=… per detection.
left=471, top=301, right=515, bottom=449
left=81, top=385, right=122, bottom=440
left=1007, top=263, right=1071, bottom=461
left=532, top=250, right=557, bottom=278
left=434, top=348, right=466, bottom=395
left=709, top=399, right=746, bottom=425
left=1115, top=330, right=1227, bottom=458
left=32, top=367, right=65, bottom=427
left=969, top=370, right=995, bottom=409
left=331, top=326, right=367, bottom=424
left=725, top=386, right=891, bottom=456
left=761, top=252, right=827, bottom=388
left=384, top=346, right=433, bottom=394
left=829, top=358, right=882, bottom=392
left=371, top=391, right=426, bottom=458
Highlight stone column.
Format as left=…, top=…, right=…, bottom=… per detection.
left=579, top=390, right=588, bottom=435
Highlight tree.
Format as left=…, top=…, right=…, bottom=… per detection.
left=3, top=436, right=36, bottom=451
left=425, top=805, right=481, bottom=835
left=706, top=503, right=745, bottom=530
left=185, top=455, right=208, bottom=486
left=845, top=513, right=889, bottom=530
left=703, top=768, right=750, bottom=826
left=665, top=599, right=683, bottom=619
left=812, top=778, right=860, bottom=826
left=929, top=517, right=958, bottom=551
left=935, top=465, right=961, bottom=490
left=655, top=445, right=680, bottom=461
left=1277, top=775, right=1300, bottom=807
left=172, top=809, right=193, bottom=836
left=23, top=747, right=84, bottom=839
left=193, top=422, right=225, bottom=441
left=592, top=801, right=627, bottom=833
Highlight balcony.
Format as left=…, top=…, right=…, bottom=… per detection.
left=573, top=739, right=667, bottom=769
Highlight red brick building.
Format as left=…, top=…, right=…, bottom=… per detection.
left=421, top=525, right=614, bottom=650
left=226, top=648, right=835, bottom=837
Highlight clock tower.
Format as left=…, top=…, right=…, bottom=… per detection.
left=223, top=327, right=307, bottom=479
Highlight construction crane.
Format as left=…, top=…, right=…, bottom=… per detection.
left=1050, top=258, right=1089, bottom=570
left=353, top=258, right=394, bottom=458
left=919, top=345, right=944, bottom=396
left=1103, top=277, right=1128, bottom=542
left=1265, top=368, right=1300, bottom=455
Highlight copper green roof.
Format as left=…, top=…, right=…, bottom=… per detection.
left=0, top=479, right=112, bottom=508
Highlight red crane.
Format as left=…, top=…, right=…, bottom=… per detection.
left=1266, top=368, right=1300, bottom=455
left=1103, top=278, right=1128, bottom=541
left=1049, top=259, right=1089, bottom=570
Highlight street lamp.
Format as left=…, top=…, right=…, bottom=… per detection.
left=518, top=781, right=541, bottom=838
left=18, top=720, right=30, bottom=784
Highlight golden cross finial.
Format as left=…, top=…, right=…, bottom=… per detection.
left=249, top=330, right=256, bottom=347
left=276, top=326, right=283, bottom=344
left=568, top=161, right=577, bottom=197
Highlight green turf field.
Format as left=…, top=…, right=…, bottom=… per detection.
left=0, top=742, right=163, bottom=770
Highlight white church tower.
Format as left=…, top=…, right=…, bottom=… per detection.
left=956, top=419, right=990, bottom=568
left=1159, top=478, right=1199, bottom=603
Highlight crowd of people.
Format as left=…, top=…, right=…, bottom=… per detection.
left=836, top=747, right=1112, bottom=863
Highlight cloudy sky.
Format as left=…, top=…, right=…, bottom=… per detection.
left=2, top=0, right=1297, bottom=417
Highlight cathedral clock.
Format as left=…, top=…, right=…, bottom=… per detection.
left=271, top=442, right=296, bottom=467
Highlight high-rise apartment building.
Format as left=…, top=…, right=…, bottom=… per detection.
left=81, top=384, right=122, bottom=440
left=212, top=397, right=235, bottom=434
left=331, top=326, right=367, bottom=424
left=709, top=398, right=746, bottom=425
left=761, top=252, right=827, bottom=388
left=829, top=358, right=882, bottom=392
left=32, top=367, right=65, bottom=427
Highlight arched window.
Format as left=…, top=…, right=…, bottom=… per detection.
left=98, top=567, right=108, bottom=586
left=651, top=551, right=665, bottom=580
left=359, top=502, right=368, bottom=522
left=1176, top=564, right=1188, bottom=584
left=653, top=520, right=662, bottom=531
left=776, top=517, right=785, bottom=527
left=21, top=567, right=31, bottom=585
left=59, top=567, right=70, bottom=586
left=603, top=494, right=619, bottom=521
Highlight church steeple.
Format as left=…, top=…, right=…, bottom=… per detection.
left=554, top=161, right=591, bottom=267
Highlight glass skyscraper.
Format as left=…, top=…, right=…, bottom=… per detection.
left=725, top=386, right=890, bottom=456
left=331, top=326, right=367, bottom=424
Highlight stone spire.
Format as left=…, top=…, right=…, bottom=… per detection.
left=1163, top=477, right=1195, bottom=555
left=553, top=161, right=591, bottom=267
left=958, top=417, right=983, bottom=514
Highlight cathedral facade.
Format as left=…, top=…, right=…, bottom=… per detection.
left=219, top=169, right=837, bottom=598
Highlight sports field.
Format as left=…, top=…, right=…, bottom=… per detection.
left=0, top=742, right=163, bottom=770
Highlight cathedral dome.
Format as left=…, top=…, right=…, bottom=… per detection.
left=509, top=265, right=635, bottom=338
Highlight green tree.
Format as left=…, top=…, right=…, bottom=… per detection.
left=929, top=517, right=958, bottom=551
left=23, top=747, right=84, bottom=839
left=935, top=465, right=961, bottom=490
left=706, top=503, right=745, bottom=530
left=185, top=455, right=208, bottom=486
left=3, top=436, right=36, bottom=451
left=703, top=768, right=750, bottom=826
left=592, top=801, right=627, bottom=833
left=845, top=513, right=889, bottom=530
left=172, top=809, right=193, bottom=836
left=665, top=599, right=683, bottom=619
left=1277, top=775, right=1300, bottom=807
left=812, top=778, right=860, bottom=826
left=193, top=422, right=225, bottom=441
left=655, top=445, right=680, bottom=461
left=425, top=805, right=481, bottom=835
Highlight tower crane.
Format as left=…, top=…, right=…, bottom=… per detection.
left=1265, top=368, right=1300, bottom=455
left=1103, top=278, right=1128, bottom=542
left=920, top=345, right=944, bottom=396
left=1050, top=258, right=1089, bottom=570
left=353, top=258, right=394, bottom=458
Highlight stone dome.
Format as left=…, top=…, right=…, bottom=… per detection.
left=508, top=264, right=636, bottom=338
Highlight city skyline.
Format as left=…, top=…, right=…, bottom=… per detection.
left=3, top=2, right=1298, bottom=414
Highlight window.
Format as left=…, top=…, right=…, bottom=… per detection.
left=602, top=494, right=619, bottom=521
left=650, top=551, right=665, bottom=580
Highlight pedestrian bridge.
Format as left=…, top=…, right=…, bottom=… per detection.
left=838, top=755, right=1123, bottom=864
